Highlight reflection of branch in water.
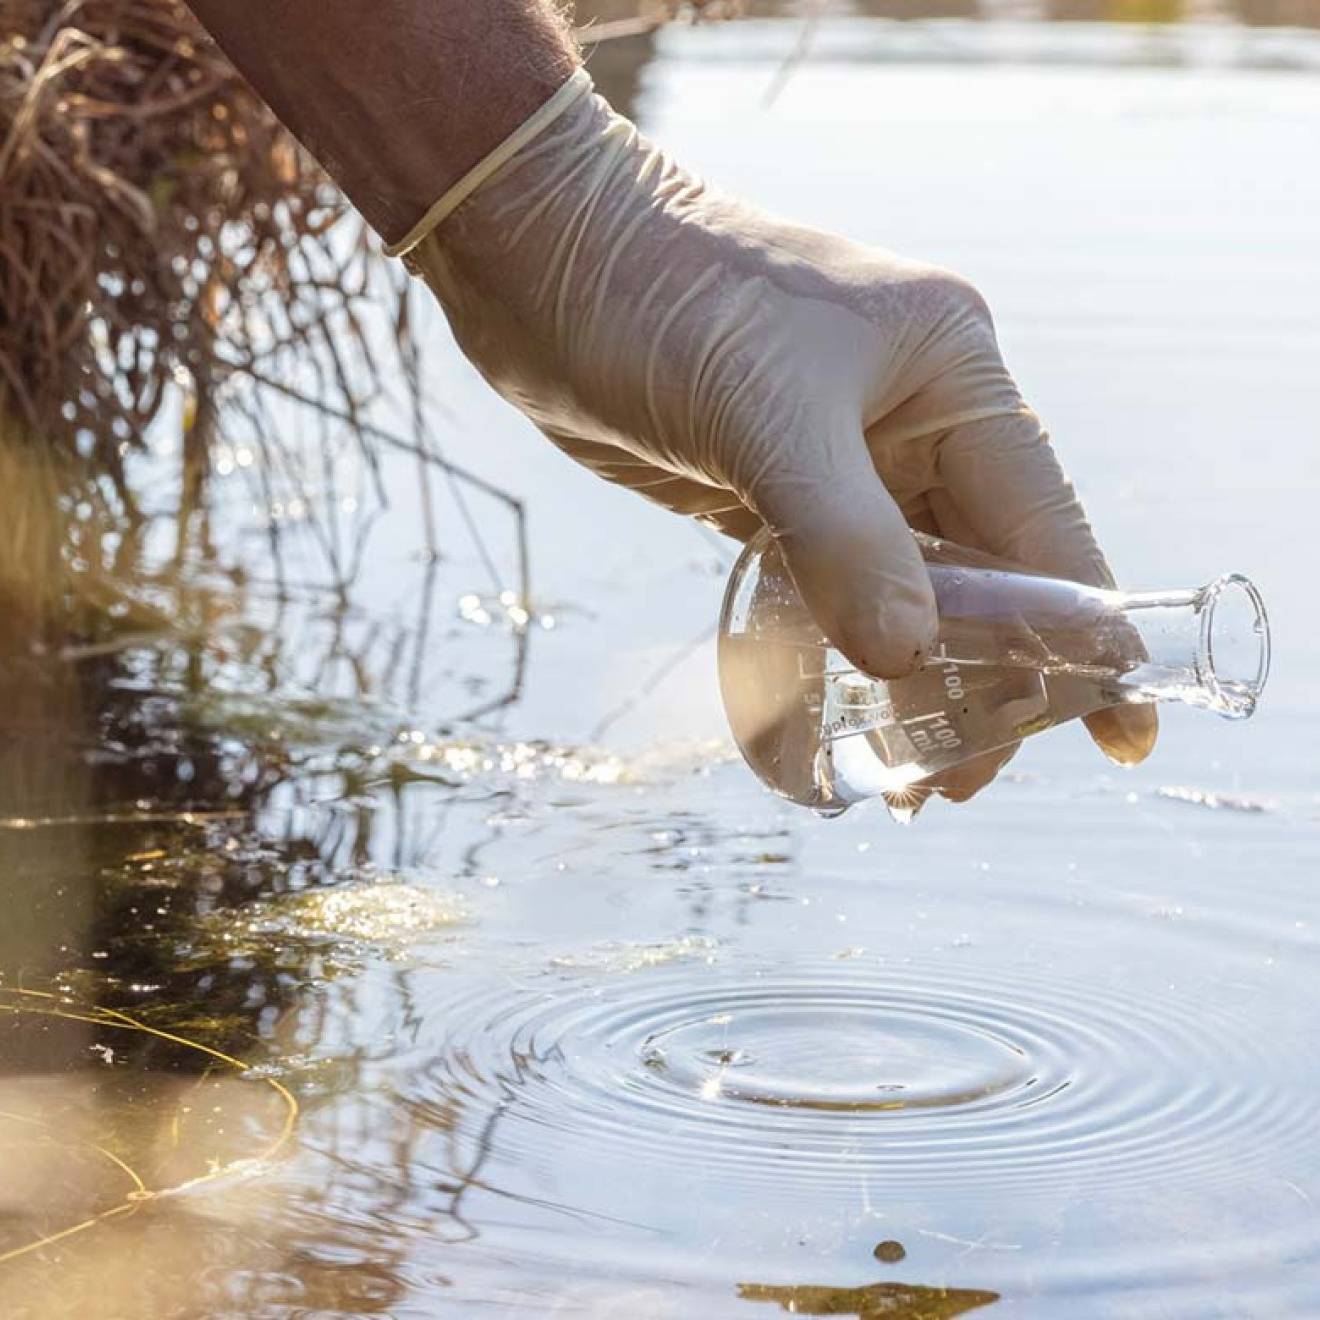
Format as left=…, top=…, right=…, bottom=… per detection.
left=408, top=552, right=440, bottom=710
left=16, top=373, right=532, bottom=734
left=392, top=1038, right=663, bottom=1248
left=0, top=539, right=531, bottom=1306
left=424, top=1096, right=510, bottom=1245
left=1, top=342, right=543, bottom=1298
left=242, top=369, right=526, bottom=528
left=236, top=367, right=532, bottom=725
left=737, top=1279, right=1000, bottom=1318
left=455, top=624, right=530, bottom=726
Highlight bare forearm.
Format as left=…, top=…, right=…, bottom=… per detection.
left=183, top=0, right=579, bottom=243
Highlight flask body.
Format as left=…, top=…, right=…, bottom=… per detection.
left=718, top=529, right=1268, bottom=813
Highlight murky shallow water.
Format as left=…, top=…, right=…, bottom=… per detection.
left=3, top=12, right=1320, bottom=1319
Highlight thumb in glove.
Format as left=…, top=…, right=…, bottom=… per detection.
left=750, top=413, right=939, bottom=681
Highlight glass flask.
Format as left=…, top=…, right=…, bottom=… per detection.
left=718, top=528, right=1270, bottom=814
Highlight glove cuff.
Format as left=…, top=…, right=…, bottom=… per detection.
left=385, top=67, right=595, bottom=260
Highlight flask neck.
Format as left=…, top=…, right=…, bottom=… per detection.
left=1105, top=575, right=1270, bottom=719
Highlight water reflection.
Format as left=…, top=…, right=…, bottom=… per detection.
left=738, top=1279, right=999, bottom=1317
left=1, top=5, right=1318, bottom=1317
left=0, top=398, right=538, bottom=1312
left=576, top=0, right=1320, bottom=118
left=4, top=482, right=1318, bottom=1313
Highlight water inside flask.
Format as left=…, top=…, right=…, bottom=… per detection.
left=718, top=529, right=1270, bottom=815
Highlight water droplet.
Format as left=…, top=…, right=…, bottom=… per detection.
left=701, top=1048, right=754, bottom=1068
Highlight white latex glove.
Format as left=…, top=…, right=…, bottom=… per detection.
left=396, top=70, right=1157, bottom=802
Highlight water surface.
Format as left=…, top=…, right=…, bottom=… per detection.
left=1, top=11, right=1318, bottom=1318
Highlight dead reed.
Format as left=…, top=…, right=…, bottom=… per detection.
left=0, top=0, right=416, bottom=633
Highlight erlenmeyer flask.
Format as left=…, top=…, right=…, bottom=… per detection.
left=718, top=528, right=1270, bottom=814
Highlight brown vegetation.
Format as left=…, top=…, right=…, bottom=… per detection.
left=0, top=0, right=415, bottom=631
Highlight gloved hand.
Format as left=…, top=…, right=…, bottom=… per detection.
left=397, top=70, right=1157, bottom=804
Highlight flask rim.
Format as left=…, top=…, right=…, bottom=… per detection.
left=1197, top=573, right=1271, bottom=719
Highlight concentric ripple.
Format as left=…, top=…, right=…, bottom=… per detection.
left=418, top=959, right=1320, bottom=1196
left=639, top=996, right=1032, bottom=1112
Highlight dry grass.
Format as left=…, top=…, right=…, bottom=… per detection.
left=0, top=0, right=419, bottom=635
left=0, top=1, right=738, bottom=648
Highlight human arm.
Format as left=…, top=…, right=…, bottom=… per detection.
left=181, top=0, right=1157, bottom=803
left=180, top=0, right=579, bottom=245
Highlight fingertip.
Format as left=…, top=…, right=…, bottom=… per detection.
left=1085, top=704, right=1159, bottom=767
left=832, top=590, right=939, bottom=681
left=771, top=508, right=938, bottom=680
